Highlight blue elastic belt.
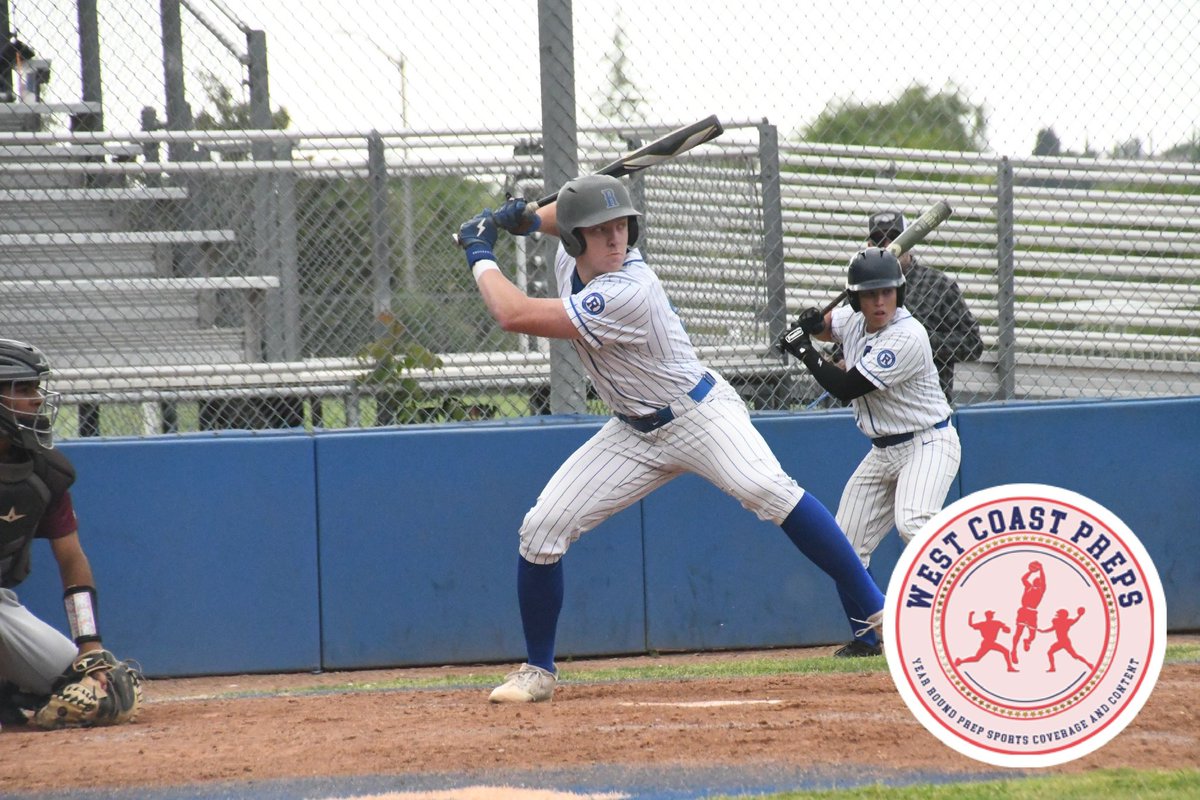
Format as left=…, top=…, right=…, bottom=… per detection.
left=872, top=417, right=950, bottom=448
left=617, top=372, right=715, bottom=433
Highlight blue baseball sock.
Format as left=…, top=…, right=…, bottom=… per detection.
left=517, top=556, right=563, bottom=673
left=781, top=493, right=884, bottom=643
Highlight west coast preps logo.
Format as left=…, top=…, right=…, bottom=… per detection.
left=885, top=483, right=1165, bottom=768
left=582, top=292, right=605, bottom=315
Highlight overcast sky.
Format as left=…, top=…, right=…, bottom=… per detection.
left=16, top=1, right=1200, bottom=157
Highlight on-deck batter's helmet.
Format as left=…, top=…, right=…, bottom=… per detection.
left=0, top=338, right=60, bottom=451
left=846, top=247, right=906, bottom=311
left=555, top=174, right=641, bottom=257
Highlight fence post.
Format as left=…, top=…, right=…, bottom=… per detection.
left=996, top=156, right=1017, bottom=400
left=758, top=122, right=788, bottom=374
left=73, top=0, right=103, bottom=133
left=368, top=132, right=394, bottom=337
left=537, top=0, right=587, bottom=414
left=276, top=139, right=301, bottom=361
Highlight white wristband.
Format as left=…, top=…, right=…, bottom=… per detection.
left=64, top=585, right=101, bottom=644
left=472, top=259, right=500, bottom=284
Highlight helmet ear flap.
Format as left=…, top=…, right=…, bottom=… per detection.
left=848, top=292, right=861, bottom=312
left=896, top=284, right=906, bottom=307
left=562, top=228, right=585, bottom=257
left=628, top=216, right=639, bottom=248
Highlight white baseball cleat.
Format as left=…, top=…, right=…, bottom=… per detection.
left=488, top=664, right=557, bottom=703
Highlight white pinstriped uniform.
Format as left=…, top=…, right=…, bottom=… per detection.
left=517, top=246, right=805, bottom=564
left=828, top=305, right=962, bottom=568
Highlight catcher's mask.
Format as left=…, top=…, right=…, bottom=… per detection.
left=555, top=174, right=641, bottom=257
left=0, top=338, right=60, bottom=451
left=847, top=247, right=906, bottom=312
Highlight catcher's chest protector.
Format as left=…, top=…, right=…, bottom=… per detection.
left=0, top=450, right=72, bottom=588
left=0, top=460, right=52, bottom=588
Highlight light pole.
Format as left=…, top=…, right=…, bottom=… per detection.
left=337, top=30, right=416, bottom=293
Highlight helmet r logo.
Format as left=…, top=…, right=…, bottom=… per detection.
left=602, top=189, right=618, bottom=209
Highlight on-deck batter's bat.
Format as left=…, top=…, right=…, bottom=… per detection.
left=765, top=199, right=954, bottom=363
left=453, top=115, right=725, bottom=246
left=815, top=199, right=954, bottom=315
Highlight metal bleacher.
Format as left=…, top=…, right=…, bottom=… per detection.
left=651, top=141, right=1200, bottom=404
left=0, top=104, right=277, bottom=390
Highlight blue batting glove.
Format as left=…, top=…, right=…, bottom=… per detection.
left=493, top=195, right=541, bottom=235
left=458, top=211, right=499, bottom=266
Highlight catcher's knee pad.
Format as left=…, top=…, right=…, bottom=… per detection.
left=32, top=649, right=144, bottom=729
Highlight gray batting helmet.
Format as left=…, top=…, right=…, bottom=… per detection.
left=0, top=338, right=60, bottom=450
left=846, top=247, right=906, bottom=311
left=555, top=174, right=641, bottom=257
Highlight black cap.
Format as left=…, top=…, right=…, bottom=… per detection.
left=868, top=210, right=906, bottom=244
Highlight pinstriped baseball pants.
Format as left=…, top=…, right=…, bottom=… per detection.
left=835, top=424, right=961, bottom=569
left=518, top=378, right=806, bottom=564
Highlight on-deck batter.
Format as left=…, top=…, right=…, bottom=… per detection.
left=456, top=175, right=884, bottom=702
left=779, top=247, right=961, bottom=657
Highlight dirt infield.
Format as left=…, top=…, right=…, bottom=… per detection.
left=4, top=638, right=1198, bottom=797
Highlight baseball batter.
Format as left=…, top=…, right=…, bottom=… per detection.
left=779, top=248, right=961, bottom=657
left=456, top=175, right=884, bottom=702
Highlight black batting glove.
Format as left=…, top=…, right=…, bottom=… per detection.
left=777, top=324, right=815, bottom=361
left=797, top=306, right=826, bottom=335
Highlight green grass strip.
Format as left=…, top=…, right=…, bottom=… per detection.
left=177, top=641, right=1198, bottom=700
left=707, top=768, right=1200, bottom=799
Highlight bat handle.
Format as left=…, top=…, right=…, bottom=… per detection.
left=820, top=290, right=848, bottom=316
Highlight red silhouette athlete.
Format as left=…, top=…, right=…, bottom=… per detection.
left=955, top=610, right=1017, bottom=672
left=1038, top=607, right=1093, bottom=672
left=1011, top=561, right=1047, bottom=665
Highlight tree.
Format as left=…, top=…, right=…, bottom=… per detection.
left=802, top=84, right=986, bottom=152
left=1033, top=127, right=1061, bottom=156
left=193, top=70, right=290, bottom=132
left=597, top=18, right=646, bottom=132
left=1162, top=133, right=1199, bottom=162
left=1110, top=138, right=1144, bottom=160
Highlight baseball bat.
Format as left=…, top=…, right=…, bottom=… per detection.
left=453, top=115, right=725, bottom=246
left=817, top=199, right=954, bottom=313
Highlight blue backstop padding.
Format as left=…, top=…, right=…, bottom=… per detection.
left=313, top=418, right=646, bottom=669
left=16, top=432, right=322, bottom=676
left=11, top=397, right=1194, bottom=678
left=640, top=409, right=959, bottom=652
left=956, top=397, right=1200, bottom=630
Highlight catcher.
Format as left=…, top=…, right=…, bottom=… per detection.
left=0, top=339, right=142, bottom=730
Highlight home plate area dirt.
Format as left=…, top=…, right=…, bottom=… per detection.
left=3, top=640, right=1198, bottom=799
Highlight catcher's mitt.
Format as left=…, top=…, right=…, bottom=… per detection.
left=32, top=649, right=144, bottom=730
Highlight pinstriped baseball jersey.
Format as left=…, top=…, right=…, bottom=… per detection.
left=555, top=245, right=706, bottom=417
left=830, top=305, right=951, bottom=438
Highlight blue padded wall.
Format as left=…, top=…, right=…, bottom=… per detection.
left=314, top=418, right=646, bottom=669
left=17, top=432, right=321, bottom=677
left=956, top=397, right=1200, bottom=629
left=10, top=397, right=1192, bottom=679
left=639, top=409, right=957, bottom=651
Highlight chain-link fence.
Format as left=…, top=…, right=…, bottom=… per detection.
left=1, top=1, right=1197, bottom=438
